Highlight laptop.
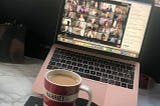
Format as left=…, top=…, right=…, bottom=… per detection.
left=32, top=0, right=152, bottom=106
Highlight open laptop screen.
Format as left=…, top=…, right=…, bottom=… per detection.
left=57, top=0, right=152, bottom=58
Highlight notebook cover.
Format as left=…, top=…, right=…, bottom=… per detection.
left=24, top=96, right=98, bottom=106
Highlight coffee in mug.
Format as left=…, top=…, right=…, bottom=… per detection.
left=43, top=69, right=92, bottom=106
left=48, top=74, right=79, bottom=85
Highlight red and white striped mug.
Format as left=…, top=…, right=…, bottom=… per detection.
left=43, top=69, right=92, bottom=106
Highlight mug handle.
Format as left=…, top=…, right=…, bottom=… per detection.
left=79, top=85, right=92, bottom=106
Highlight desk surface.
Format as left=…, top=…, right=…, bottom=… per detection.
left=0, top=57, right=160, bottom=106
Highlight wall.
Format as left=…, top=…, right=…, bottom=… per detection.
left=0, top=0, right=62, bottom=59
left=140, top=6, right=160, bottom=82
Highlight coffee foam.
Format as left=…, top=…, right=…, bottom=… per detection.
left=48, top=74, right=79, bottom=86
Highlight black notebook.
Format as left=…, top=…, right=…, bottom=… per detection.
left=24, top=96, right=98, bottom=106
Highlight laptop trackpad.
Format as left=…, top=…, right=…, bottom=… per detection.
left=104, top=85, right=137, bottom=106
left=79, top=78, right=108, bottom=106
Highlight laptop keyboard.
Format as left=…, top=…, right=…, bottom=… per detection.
left=47, top=48, right=135, bottom=89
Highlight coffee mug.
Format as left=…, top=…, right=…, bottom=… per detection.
left=43, top=69, right=92, bottom=106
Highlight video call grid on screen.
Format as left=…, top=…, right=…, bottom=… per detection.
left=58, top=0, right=151, bottom=58
left=61, top=0, right=131, bottom=48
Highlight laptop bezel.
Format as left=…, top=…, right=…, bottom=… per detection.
left=53, top=0, right=153, bottom=62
